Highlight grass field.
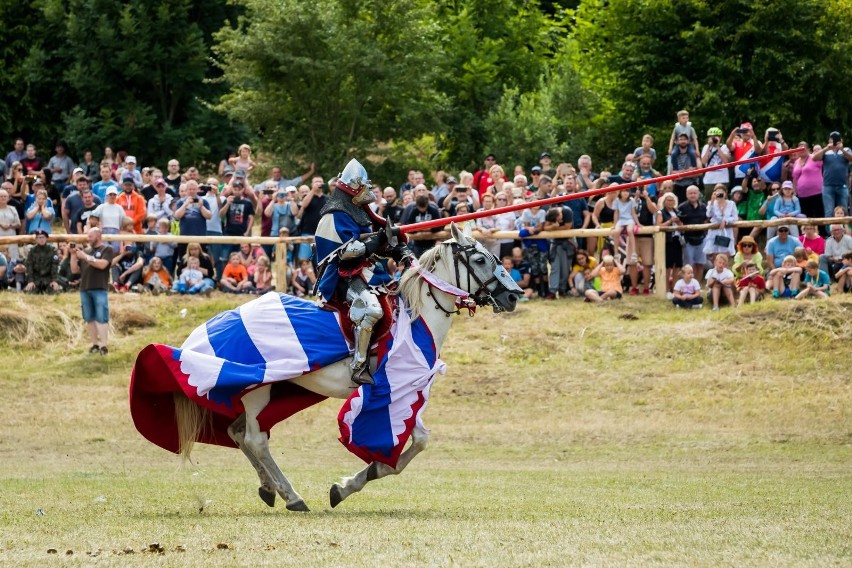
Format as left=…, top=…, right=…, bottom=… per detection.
left=0, top=292, right=850, bottom=566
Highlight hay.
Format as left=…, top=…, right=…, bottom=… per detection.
left=0, top=299, right=81, bottom=347
left=111, top=308, right=157, bottom=333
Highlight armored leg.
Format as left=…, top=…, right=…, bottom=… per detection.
left=346, top=279, right=383, bottom=386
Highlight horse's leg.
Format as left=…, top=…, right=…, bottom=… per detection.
left=330, top=426, right=429, bottom=508
left=241, top=385, right=310, bottom=512
left=227, top=413, right=276, bottom=508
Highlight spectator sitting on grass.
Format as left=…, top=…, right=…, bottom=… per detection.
left=732, top=235, right=764, bottom=278
left=705, top=253, right=736, bottom=311
left=568, top=250, right=596, bottom=298
left=765, top=226, right=799, bottom=270
left=769, top=255, right=802, bottom=299
left=220, top=251, right=253, bottom=293
left=819, top=224, right=852, bottom=279
left=833, top=252, right=852, bottom=293
left=795, top=260, right=830, bottom=300
left=799, top=224, right=825, bottom=257
left=173, top=255, right=213, bottom=296
left=672, top=264, right=703, bottom=309
left=141, top=256, right=172, bottom=295
left=584, top=255, right=625, bottom=303
left=736, top=261, right=766, bottom=307
left=291, top=257, right=316, bottom=298
left=251, top=255, right=274, bottom=295
left=148, top=218, right=177, bottom=274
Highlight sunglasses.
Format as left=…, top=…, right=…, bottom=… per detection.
left=742, top=243, right=753, bottom=248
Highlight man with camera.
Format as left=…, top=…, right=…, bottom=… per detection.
left=727, top=122, right=764, bottom=184
left=70, top=227, right=114, bottom=355
left=219, top=178, right=254, bottom=256
left=821, top=131, right=852, bottom=217
left=441, top=183, right=478, bottom=216
left=701, top=127, right=731, bottom=202
left=174, top=179, right=213, bottom=259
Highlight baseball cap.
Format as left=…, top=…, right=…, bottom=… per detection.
left=32, top=178, right=45, bottom=186
left=446, top=176, right=458, bottom=184
left=155, top=178, right=167, bottom=186
left=33, top=229, right=48, bottom=237
left=234, top=169, right=247, bottom=178
left=106, top=186, right=119, bottom=195
left=223, top=165, right=234, bottom=175
left=285, top=185, right=297, bottom=192
left=540, top=151, right=551, bottom=159
left=72, top=167, right=84, bottom=175
left=531, top=166, right=542, bottom=173
left=777, top=225, right=792, bottom=232
left=122, top=175, right=135, bottom=184
left=781, top=181, right=794, bottom=189
left=125, top=155, right=137, bottom=164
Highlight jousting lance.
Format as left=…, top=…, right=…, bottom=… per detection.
left=397, top=147, right=800, bottom=234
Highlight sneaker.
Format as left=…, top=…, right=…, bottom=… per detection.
left=674, top=304, right=681, bottom=309
left=712, top=306, right=720, bottom=311
left=518, top=297, right=530, bottom=302
left=112, top=282, right=120, bottom=293
left=692, top=304, right=703, bottom=309
left=89, top=345, right=100, bottom=354
left=772, top=290, right=779, bottom=298
left=629, top=287, right=639, bottom=296
left=99, top=346, right=108, bottom=356
left=544, top=293, right=557, bottom=300
left=666, top=292, right=674, bottom=300
left=202, top=288, right=213, bottom=297
left=630, top=253, right=638, bottom=263
left=642, top=288, right=650, bottom=296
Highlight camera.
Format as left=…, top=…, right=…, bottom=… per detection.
left=199, top=184, right=211, bottom=194
left=232, top=181, right=244, bottom=189
left=715, top=192, right=724, bottom=199
left=737, top=128, right=748, bottom=135
left=69, top=243, right=76, bottom=249
left=711, top=136, right=720, bottom=144
left=25, top=174, right=38, bottom=184
left=767, top=129, right=780, bottom=142
left=829, top=131, right=842, bottom=145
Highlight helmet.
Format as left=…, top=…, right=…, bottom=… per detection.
left=707, top=127, right=723, bottom=136
left=336, top=159, right=375, bottom=206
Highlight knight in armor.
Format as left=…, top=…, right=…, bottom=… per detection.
left=314, top=159, right=410, bottom=386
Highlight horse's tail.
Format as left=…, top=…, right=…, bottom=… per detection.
left=173, top=391, right=211, bottom=462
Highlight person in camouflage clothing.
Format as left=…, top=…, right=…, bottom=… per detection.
left=24, top=229, right=61, bottom=293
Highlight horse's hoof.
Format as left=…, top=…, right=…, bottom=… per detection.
left=286, top=499, right=310, bottom=512
left=258, top=487, right=276, bottom=508
left=329, top=484, right=343, bottom=509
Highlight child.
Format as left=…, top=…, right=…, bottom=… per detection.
left=667, top=110, right=700, bottom=157
left=584, top=255, right=625, bottom=303
left=795, top=260, right=830, bottom=300
left=834, top=252, right=852, bottom=293
left=151, top=218, right=177, bottom=274
left=568, top=250, right=597, bottom=298
left=612, top=188, right=639, bottom=263
left=291, top=258, right=317, bottom=298
left=173, top=256, right=212, bottom=295
left=251, top=255, right=274, bottom=295
left=705, top=253, right=736, bottom=310
left=220, top=251, right=252, bottom=293
left=141, top=256, right=172, bottom=295
left=736, top=261, right=766, bottom=307
left=229, top=143, right=257, bottom=174
left=793, top=247, right=809, bottom=270
left=769, top=255, right=802, bottom=299
left=672, top=264, right=703, bottom=309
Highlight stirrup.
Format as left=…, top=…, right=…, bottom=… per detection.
left=350, top=363, right=374, bottom=386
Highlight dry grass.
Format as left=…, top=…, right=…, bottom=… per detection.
left=0, top=292, right=850, bottom=566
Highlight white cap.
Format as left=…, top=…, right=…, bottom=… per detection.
left=126, top=155, right=137, bottom=164
left=106, top=186, right=119, bottom=196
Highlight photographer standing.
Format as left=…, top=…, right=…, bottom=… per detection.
left=70, top=227, right=114, bottom=355
left=821, top=131, right=852, bottom=217
left=701, top=127, right=732, bottom=202
left=174, top=179, right=212, bottom=260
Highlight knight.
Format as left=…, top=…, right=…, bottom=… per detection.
left=314, top=159, right=409, bottom=386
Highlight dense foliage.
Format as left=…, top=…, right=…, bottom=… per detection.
left=0, top=0, right=849, bottom=179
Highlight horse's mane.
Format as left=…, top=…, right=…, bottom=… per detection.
left=397, top=244, right=447, bottom=320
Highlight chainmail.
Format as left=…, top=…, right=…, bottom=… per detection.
left=320, top=188, right=372, bottom=226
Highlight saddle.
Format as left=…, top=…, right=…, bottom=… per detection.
left=320, top=292, right=395, bottom=355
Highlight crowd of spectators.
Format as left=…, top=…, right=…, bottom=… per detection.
left=1, top=115, right=851, bottom=312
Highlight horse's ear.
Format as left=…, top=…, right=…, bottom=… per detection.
left=462, top=222, right=473, bottom=240
left=449, top=222, right=463, bottom=243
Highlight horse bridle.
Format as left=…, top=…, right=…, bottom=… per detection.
left=425, top=241, right=502, bottom=317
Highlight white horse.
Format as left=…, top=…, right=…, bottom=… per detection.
left=168, top=223, right=521, bottom=511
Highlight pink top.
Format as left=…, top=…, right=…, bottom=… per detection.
left=799, top=234, right=825, bottom=255
left=792, top=156, right=823, bottom=198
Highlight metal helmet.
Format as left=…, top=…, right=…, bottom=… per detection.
left=336, top=159, right=375, bottom=206
left=707, top=127, right=723, bottom=136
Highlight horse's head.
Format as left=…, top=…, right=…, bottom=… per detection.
left=440, top=222, right=521, bottom=313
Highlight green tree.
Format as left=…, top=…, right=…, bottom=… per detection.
left=435, top=0, right=561, bottom=168
left=572, top=0, right=852, bottom=161
left=62, top=0, right=242, bottom=166
left=214, top=0, right=446, bottom=179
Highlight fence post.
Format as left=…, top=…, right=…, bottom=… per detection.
left=654, top=231, right=667, bottom=299
left=274, top=242, right=288, bottom=291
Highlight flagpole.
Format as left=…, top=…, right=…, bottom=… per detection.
left=398, top=147, right=800, bottom=234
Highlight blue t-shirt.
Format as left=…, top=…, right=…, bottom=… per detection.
left=26, top=201, right=55, bottom=233
left=175, top=198, right=211, bottom=236
left=822, top=149, right=851, bottom=186
left=804, top=269, right=830, bottom=292
left=92, top=180, right=118, bottom=202
left=562, top=198, right=588, bottom=229
left=766, top=236, right=799, bottom=268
